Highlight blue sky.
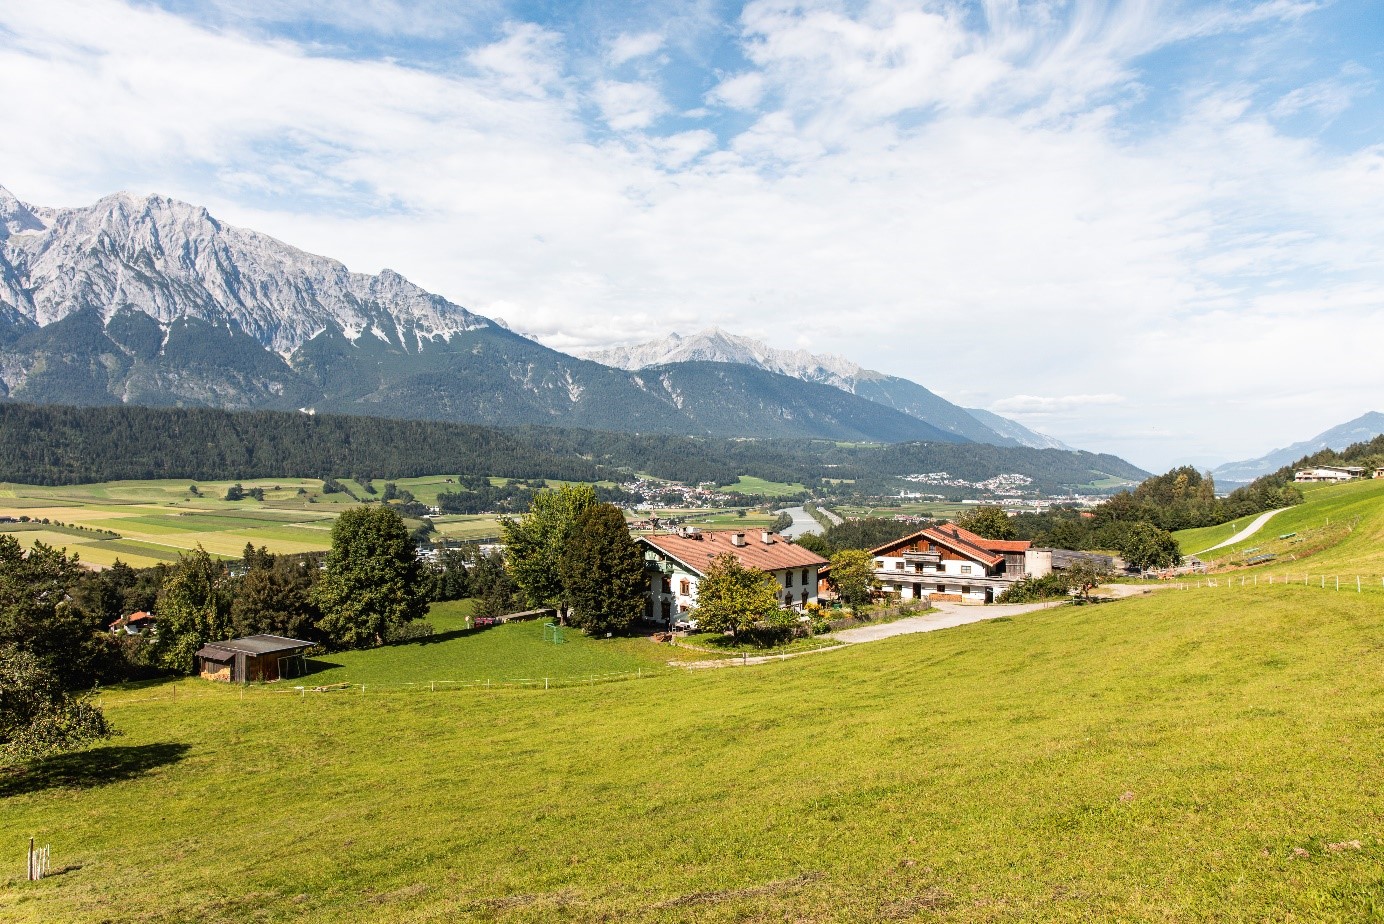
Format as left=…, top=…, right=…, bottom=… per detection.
left=1, top=0, right=1382, bottom=470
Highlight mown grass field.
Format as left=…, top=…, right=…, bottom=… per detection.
left=3, top=584, right=1382, bottom=922
left=302, top=601, right=680, bottom=687
left=717, top=475, right=807, bottom=497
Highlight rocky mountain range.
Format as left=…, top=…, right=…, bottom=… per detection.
left=1211, top=411, right=1384, bottom=487
left=0, top=184, right=1098, bottom=459
left=586, top=328, right=1070, bottom=449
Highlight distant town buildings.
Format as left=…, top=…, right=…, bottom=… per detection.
left=1294, top=466, right=1368, bottom=483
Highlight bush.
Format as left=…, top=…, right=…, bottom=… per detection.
left=384, top=620, right=436, bottom=644
left=998, top=573, right=1071, bottom=603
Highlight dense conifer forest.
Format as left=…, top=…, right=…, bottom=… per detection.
left=0, top=403, right=1149, bottom=494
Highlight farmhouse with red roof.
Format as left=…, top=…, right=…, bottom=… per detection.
left=638, top=528, right=828, bottom=625
left=868, top=524, right=1042, bottom=604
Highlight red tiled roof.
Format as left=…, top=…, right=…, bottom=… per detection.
left=868, top=524, right=1030, bottom=568
left=127, top=611, right=154, bottom=623
left=641, top=531, right=827, bottom=577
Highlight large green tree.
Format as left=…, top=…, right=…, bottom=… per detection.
left=828, top=549, right=876, bottom=612
left=693, top=553, right=782, bottom=641
left=0, top=537, right=104, bottom=688
left=1115, top=522, right=1182, bottom=571
left=1, top=645, right=115, bottom=767
left=955, top=506, right=1016, bottom=540
left=311, top=506, right=426, bottom=648
left=501, top=484, right=598, bottom=621
left=230, top=546, right=319, bottom=639
left=558, top=503, right=646, bottom=636
left=152, top=546, right=232, bottom=673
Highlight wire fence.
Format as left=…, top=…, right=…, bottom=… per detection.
left=1172, top=573, right=1384, bottom=593
left=104, top=666, right=674, bottom=706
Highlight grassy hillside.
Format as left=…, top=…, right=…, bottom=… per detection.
left=3, top=586, right=1382, bottom=922
left=1176, top=478, right=1384, bottom=575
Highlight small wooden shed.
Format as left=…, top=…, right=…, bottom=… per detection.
left=195, top=635, right=313, bottom=683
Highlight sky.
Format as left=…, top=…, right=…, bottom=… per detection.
left=1, top=0, right=1382, bottom=472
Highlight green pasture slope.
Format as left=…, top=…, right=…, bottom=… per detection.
left=303, top=601, right=675, bottom=687
left=1177, top=478, right=1384, bottom=575
left=4, top=585, right=1383, bottom=922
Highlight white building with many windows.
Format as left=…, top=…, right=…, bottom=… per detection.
left=637, top=528, right=828, bottom=626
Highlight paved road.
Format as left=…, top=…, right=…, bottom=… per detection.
left=775, top=506, right=822, bottom=539
left=1196, top=508, right=1287, bottom=554
left=676, top=599, right=1069, bottom=670
left=829, top=599, right=1066, bottom=644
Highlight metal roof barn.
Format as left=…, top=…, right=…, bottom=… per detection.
left=195, top=635, right=314, bottom=683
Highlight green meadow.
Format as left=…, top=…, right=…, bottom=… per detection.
left=301, top=601, right=683, bottom=688
left=717, top=475, right=808, bottom=497
left=1176, top=478, right=1384, bottom=577
left=3, top=583, right=1383, bottom=922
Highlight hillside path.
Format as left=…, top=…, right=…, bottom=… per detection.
left=1196, top=508, right=1288, bottom=555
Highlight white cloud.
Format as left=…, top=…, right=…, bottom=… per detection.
left=0, top=0, right=1380, bottom=471
left=991, top=395, right=1127, bottom=415
left=607, top=30, right=664, bottom=66
left=467, top=21, right=568, bottom=98
left=593, top=80, right=668, bottom=131
left=708, top=72, right=765, bottom=110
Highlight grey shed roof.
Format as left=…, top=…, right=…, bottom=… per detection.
left=198, top=635, right=315, bottom=656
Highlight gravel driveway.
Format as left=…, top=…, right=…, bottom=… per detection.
left=829, top=599, right=1067, bottom=644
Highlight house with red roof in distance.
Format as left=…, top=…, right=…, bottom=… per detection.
left=109, top=611, right=156, bottom=635
left=638, top=528, right=828, bottom=626
left=868, top=524, right=1041, bottom=604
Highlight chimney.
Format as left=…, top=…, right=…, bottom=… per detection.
left=730, top=532, right=746, bottom=547
left=760, top=530, right=773, bottom=544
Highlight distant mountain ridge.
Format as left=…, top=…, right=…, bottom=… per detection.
left=1212, top=411, right=1384, bottom=486
left=585, top=328, right=1071, bottom=450
left=0, top=184, right=968, bottom=445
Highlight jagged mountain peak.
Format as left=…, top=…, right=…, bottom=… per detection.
left=587, top=328, right=863, bottom=384
left=0, top=185, right=45, bottom=238
left=0, top=183, right=488, bottom=354
left=584, top=326, right=1078, bottom=451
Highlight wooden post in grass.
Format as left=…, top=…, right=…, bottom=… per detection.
left=27, top=838, right=49, bottom=881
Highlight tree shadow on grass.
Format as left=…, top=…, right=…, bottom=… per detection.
left=299, top=658, right=345, bottom=677
left=0, top=742, right=191, bottom=798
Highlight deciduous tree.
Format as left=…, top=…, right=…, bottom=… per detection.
left=312, top=506, right=425, bottom=648
left=0, top=537, right=103, bottom=687
left=828, top=549, right=876, bottom=612
left=1065, top=559, right=1112, bottom=602
left=693, top=553, right=781, bottom=641
left=955, top=506, right=1016, bottom=540
left=501, top=484, right=598, bottom=622
left=152, top=546, right=232, bottom=673
left=1, top=645, right=114, bottom=767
